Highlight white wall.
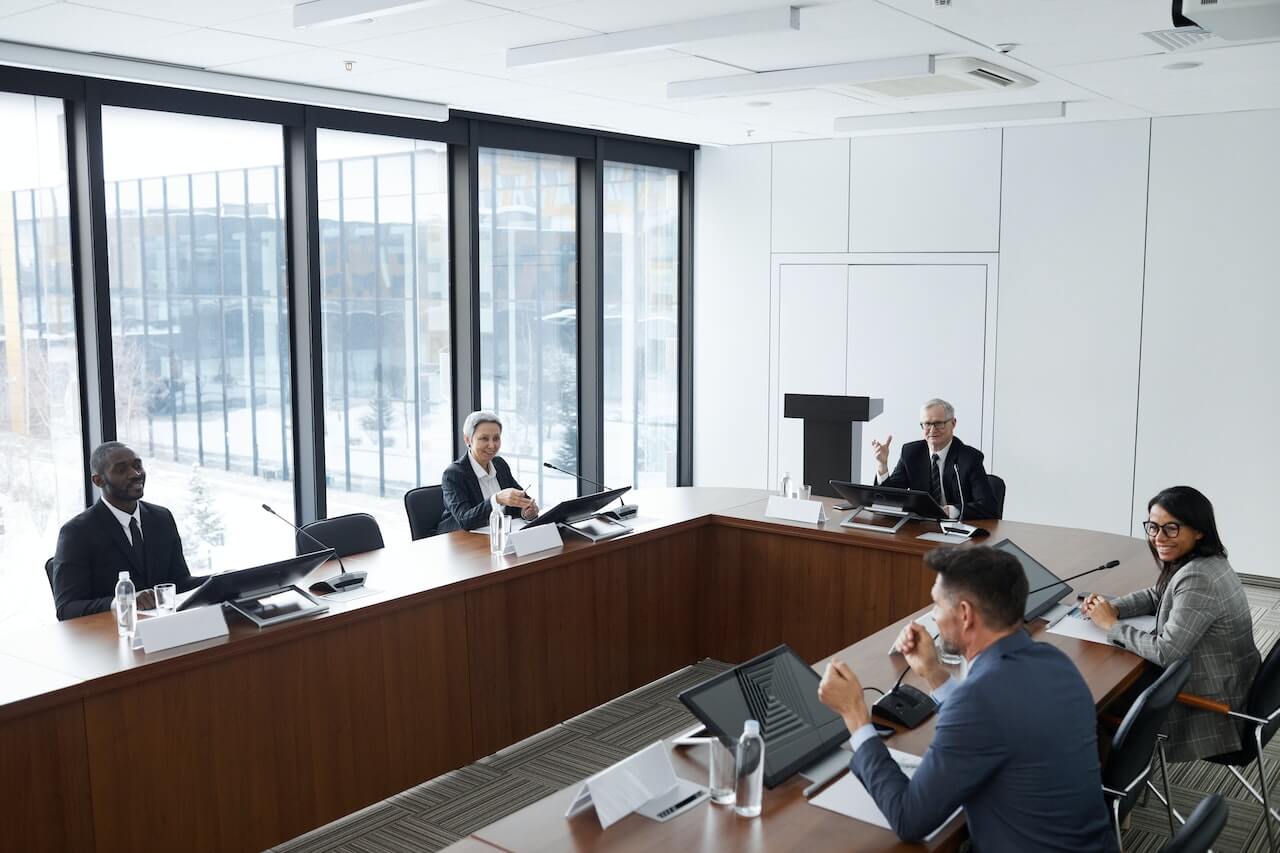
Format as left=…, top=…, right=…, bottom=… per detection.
left=694, top=110, right=1280, bottom=576
left=1133, top=110, right=1280, bottom=579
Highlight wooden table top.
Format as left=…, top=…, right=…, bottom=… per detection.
left=0, top=487, right=1156, bottom=728
left=450, top=501, right=1156, bottom=853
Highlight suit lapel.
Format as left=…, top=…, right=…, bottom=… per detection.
left=96, top=500, right=144, bottom=577
left=139, top=502, right=164, bottom=587
left=457, top=453, right=484, bottom=505
left=940, top=438, right=964, bottom=506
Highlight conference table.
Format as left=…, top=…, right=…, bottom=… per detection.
left=0, top=487, right=1154, bottom=853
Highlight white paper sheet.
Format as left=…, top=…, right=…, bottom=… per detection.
left=1044, top=604, right=1156, bottom=645
left=810, top=749, right=959, bottom=841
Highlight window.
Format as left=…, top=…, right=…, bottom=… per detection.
left=0, top=93, right=83, bottom=630
left=316, top=130, right=451, bottom=538
left=478, top=148, right=578, bottom=506
left=603, top=163, right=680, bottom=489
left=101, top=108, right=294, bottom=572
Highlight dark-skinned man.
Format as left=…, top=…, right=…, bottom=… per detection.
left=49, top=442, right=202, bottom=620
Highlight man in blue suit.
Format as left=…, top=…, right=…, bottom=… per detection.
left=818, top=546, right=1118, bottom=852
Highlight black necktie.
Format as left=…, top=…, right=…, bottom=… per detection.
left=129, top=517, right=146, bottom=576
left=929, top=454, right=944, bottom=507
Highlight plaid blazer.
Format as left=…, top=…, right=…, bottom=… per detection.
left=1108, top=555, right=1260, bottom=762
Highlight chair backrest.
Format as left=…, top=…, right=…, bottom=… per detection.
left=1246, top=638, right=1280, bottom=750
left=1158, top=794, right=1227, bottom=853
left=44, top=557, right=55, bottom=593
left=1105, top=657, right=1192, bottom=819
left=404, top=485, right=446, bottom=541
left=298, top=513, right=384, bottom=558
left=987, top=474, right=1007, bottom=519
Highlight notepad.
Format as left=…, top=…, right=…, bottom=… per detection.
left=810, top=748, right=960, bottom=841
left=1044, top=604, right=1156, bottom=645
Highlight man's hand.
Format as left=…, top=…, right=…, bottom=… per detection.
left=135, top=588, right=156, bottom=610
left=1080, top=593, right=1118, bottom=631
left=870, top=435, right=893, bottom=475
left=818, top=659, right=872, bottom=732
left=495, top=488, right=534, bottom=510
left=894, top=623, right=949, bottom=690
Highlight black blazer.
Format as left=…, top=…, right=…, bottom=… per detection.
left=876, top=436, right=999, bottom=520
left=437, top=452, right=524, bottom=533
left=50, top=500, right=201, bottom=620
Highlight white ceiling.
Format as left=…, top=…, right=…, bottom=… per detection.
left=1, top=0, right=1278, bottom=145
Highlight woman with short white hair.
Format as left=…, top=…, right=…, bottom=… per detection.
left=437, top=410, right=539, bottom=533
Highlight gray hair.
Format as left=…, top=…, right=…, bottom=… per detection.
left=90, top=441, right=130, bottom=476
left=462, top=410, right=503, bottom=439
left=922, top=398, right=955, bottom=420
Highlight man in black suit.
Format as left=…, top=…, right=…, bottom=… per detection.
left=437, top=410, right=540, bottom=533
left=871, top=398, right=999, bottom=520
left=50, top=442, right=202, bottom=620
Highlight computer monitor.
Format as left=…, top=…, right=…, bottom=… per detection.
left=522, top=486, right=632, bottom=529
left=991, top=538, right=1073, bottom=622
left=179, top=549, right=336, bottom=611
left=828, top=480, right=947, bottom=520
left=678, top=644, right=850, bottom=788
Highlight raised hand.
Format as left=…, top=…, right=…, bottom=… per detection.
left=871, top=434, right=893, bottom=471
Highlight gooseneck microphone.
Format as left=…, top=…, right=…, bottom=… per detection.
left=261, top=504, right=367, bottom=594
left=954, top=464, right=964, bottom=521
left=1027, top=559, right=1121, bottom=597
left=542, top=462, right=639, bottom=519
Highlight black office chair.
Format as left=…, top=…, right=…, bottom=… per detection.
left=1103, top=658, right=1191, bottom=849
left=1177, top=639, right=1280, bottom=851
left=1157, top=795, right=1227, bottom=853
left=297, top=513, right=384, bottom=557
left=987, top=474, right=1007, bottom=519
left=44, top=557, right=55, bottom=593
left=404, top=485, right=446, bottom=541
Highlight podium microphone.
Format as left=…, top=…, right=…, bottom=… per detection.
left=261, top=504, right=367, bottom=594
left=542, top=462, right=639, bottom=519
left=1027, top=559, right=1121, bottom=597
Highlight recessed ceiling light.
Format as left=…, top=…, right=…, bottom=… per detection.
left=1164, top=61, right=1202, bottom=71
left=747, top=100, right=771, bottom=107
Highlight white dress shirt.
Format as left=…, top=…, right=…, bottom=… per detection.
left=877, top=441, right=959, bottom=519
left=468, top=453, right=504, bottom=512
left=102, top=499, right=143, bottom=545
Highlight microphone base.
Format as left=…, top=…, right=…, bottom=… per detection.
left=872, top=685, right=938, bottom=729
left=603, top=504, right=639, bottom=520
left=309, top=570, right=368, bottom=595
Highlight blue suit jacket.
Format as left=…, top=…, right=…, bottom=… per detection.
left=852, top=630, right=1118, bottom=853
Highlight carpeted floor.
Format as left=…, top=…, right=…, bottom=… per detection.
left=272, top=586, right=1280, bottom=853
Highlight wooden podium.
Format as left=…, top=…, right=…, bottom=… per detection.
left=783, top=394, right=883, bottom=497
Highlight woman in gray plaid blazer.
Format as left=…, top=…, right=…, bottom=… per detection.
left=1082, top=485, right=1260, bottom=762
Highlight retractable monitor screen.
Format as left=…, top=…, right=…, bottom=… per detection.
left=991, top=538, right=1073, bottom=622
left=678, top=644, right=849, bottom=788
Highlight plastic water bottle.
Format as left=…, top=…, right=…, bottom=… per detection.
left=114, top=571, right=136, bottom=638
left=779, top=471, right=793, bottom=498
left=734, top=719, right=764, bottom=818
left=489, top=504, right=505, bottom=554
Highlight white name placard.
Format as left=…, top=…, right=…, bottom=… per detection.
left=506, top=523, right=564, bottom=557
left=566, top=742, right=689, bottom=829
left=764, top=496, right=828, bottom=525
left=132, top=605, right=229, bottom=653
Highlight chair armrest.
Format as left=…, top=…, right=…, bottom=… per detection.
left=1177, top=692, right=1232, bottom=715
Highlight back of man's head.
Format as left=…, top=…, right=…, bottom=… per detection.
left=925, top=545, right=1027, bottom=630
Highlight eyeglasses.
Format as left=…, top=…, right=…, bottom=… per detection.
left=1143, top=521, right=1182, bottom=539
left=920, top=419, right=954, bottom=430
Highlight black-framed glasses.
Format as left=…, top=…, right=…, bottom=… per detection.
left=920, top=419, right=954, bottom=430
left=1143, top=521, right=1182, bottom=539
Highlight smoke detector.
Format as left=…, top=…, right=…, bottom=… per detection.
left=833, top=57, right=1035, bottom=100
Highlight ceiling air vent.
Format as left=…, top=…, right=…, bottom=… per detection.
left=1141, top=26, right=1220, bottom=51
left=835, top=57, right=1035, bottom=100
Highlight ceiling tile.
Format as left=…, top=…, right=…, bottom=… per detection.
left=133, top=28, right=303, bottom=68
left=0, top=2, right=190, bottom=53
left=334, top=64, right=501, bottom=101
left=69, top=0, right=291, bottom=28
left=529, top=0, right=790, bottom=34
left=214, top=1, right=506, bottom=49
left=207, top=47, right=416, bottom=83
left=340, top=12, right=597, bottom=62
left=525, top=55, right=742, bottom=104
left=0, top=0, right=56, bottom=20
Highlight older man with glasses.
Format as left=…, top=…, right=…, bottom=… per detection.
left=870, top=398, right=999, bottom=520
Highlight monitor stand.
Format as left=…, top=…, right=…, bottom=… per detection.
left=560, top=515, right=632, bottom=542
left=840, top=505, right=910, bottom=534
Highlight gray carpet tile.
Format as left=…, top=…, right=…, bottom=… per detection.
left=590, top=701, right=702, bottom=752
left=387, top=764, right=504, bottom=814
left=332, top=814, right=464, bottom=853
left=505, top=735, right=634, bottom=788
left=271, top=802, right=412, bottom=853
left=426, top=773, right=561, bottom=837
left=478, top=724, right=588, bottom=773
left=561, top=695, right=652, bottom=736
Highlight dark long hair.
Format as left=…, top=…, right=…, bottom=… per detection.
left=1147, top=485, right=1228, bottom=594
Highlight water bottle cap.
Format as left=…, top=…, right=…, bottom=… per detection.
left=744, top=719, right=760, bottom=736
left=118, top=571, right=130, bottom=580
